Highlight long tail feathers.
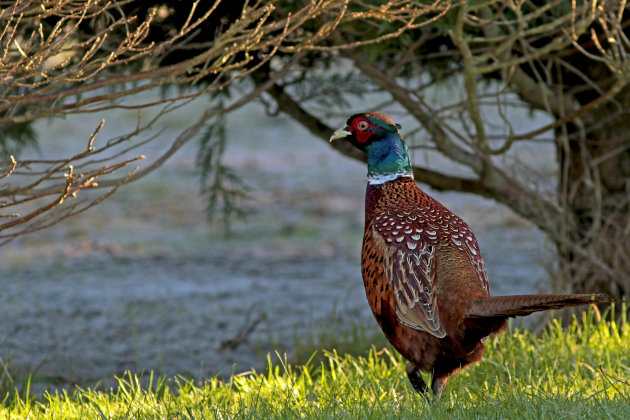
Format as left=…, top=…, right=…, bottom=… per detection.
left=465, top=293, right=612, bottom=319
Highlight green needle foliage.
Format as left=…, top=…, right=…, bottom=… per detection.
left=1, top=309, right=629, bottom=419
left=197, top=110, right=249, bottom=232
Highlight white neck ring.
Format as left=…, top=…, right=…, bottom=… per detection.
left=367, top=172, right=414, bottom=185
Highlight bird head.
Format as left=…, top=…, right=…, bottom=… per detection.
left=329, top=112, right=400, bottom=150
left=330, top=112, right=413, bottom=184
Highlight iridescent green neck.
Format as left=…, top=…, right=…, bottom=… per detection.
left=366, top=132, right=413, bottom=184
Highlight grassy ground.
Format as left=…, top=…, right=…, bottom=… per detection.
left=1, top=308, right=628, bottom=419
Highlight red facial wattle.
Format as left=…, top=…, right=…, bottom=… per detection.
left=356, top=129, right=372, bottom=143
left=350, top=118, right=375, bottom=143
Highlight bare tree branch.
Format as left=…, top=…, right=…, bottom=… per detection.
left=254, top=69, right=493, bottom=198
left=0, top=0, right=451, bottom=242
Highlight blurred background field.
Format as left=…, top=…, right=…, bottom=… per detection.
left=0, top=98, right=550, bottom=389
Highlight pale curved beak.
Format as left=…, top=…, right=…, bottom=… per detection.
left=329, top=128, right=351, bottom=142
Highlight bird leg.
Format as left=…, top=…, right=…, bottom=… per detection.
left=406, top=363, right=448, bottom=401
left=405, top=363, right=428, bottom=394
left=431, top=375, right=447, bottom=400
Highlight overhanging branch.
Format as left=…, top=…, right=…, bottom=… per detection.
left=351, top=56, right=485, bottom=174
left=253, top=71, right=492, bottom=197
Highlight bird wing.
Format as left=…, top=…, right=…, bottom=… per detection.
left=372, top=212, right=446, bottom=338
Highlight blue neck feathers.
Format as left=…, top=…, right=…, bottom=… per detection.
left=366, top=132, right=413, bottom=184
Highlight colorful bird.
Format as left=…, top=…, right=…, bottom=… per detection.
left=330, top=112, right=610, bottom=400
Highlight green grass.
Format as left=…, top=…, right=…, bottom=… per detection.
left=1, top=309, right=629, bottom=419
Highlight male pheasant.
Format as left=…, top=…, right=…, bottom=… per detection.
left=330, top=112, right=610, bottom=399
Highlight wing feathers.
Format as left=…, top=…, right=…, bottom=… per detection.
left=385, top=245, right=446, bottom=338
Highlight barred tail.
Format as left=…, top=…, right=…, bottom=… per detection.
left=465, top=294, right=611, bottom=319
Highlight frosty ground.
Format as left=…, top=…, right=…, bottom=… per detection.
left=0, top=101, right=548, bottom=389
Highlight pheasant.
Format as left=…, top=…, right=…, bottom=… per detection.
left=329, top=112, right=610, bottom=400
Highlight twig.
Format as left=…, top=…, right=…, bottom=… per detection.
left=218, top=311, right=267, bottom=352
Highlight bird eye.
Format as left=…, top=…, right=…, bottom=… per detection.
left=357, top=120, right=369, bottom=131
